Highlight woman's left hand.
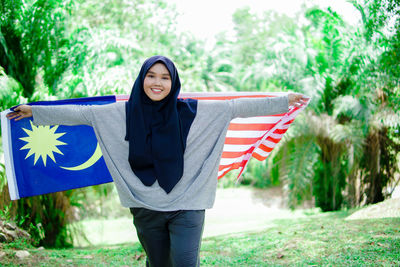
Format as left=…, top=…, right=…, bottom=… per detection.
left=6, top=105, right=33, bottom=121
left=288, top=93, right=309, bottom=108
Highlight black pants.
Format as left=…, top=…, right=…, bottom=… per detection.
left=130, top=208, right=205, bottom=267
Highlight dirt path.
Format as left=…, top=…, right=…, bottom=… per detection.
left=346, top=197, right=400, bottom=220
left=204, top=187, right=309, bottom=237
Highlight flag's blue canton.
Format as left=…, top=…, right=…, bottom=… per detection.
left=10, top=96, right=115, bottom=198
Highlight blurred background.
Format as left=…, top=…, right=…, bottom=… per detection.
left=0, top=0, right=399, bottom=250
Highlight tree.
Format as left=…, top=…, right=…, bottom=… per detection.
left=223, top=4, right=399, bottom=210
left=0, top=0, right=72, bottom=98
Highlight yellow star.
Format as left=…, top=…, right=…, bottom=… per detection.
left=20, top=121, right=67, bottom=166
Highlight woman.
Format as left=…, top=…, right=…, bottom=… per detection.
left=8, top=55, right=307, bottom=267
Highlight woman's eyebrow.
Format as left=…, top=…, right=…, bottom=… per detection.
left=147, top=71, right=170, bottom=76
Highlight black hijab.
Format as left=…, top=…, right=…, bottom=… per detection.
left=125, top=56, right=197, bottom=193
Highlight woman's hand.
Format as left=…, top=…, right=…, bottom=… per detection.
left=288, top=93, right=309, bottom=108
left=6, top=105, right=33, bottom=121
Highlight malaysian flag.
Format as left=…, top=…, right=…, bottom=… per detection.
left=177, top=92, right=308, bottom=179
left=1, top=93, right=308, bottom=200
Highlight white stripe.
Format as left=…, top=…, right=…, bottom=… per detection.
left=269, top=133, right=284, bottom=139
left=226, top=131, right=284, bottom=139
left=218, top=164, right=247, bottom=177
left=260, top=139, right=278, bottom=147
left=230, top=116, right=282, bottom=124
left=289, top=107, right=303, bottom=118
left=222, top=138, right=279, bottom=152
left=253, top=148, right=272, bottom=158
left=226, top=130, right=267, bottom=138
left=219, top=153, right=252, bottom=165
left=223, top=144, right=256, bottom=152
left=1, top=110, right=19, bottom=200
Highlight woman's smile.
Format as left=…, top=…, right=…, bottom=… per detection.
left=151, top=88, right=163, bottom=93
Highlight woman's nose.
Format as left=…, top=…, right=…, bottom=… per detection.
left=154, top=77, right=162, bottom=86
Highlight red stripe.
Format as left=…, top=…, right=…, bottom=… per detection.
left=274, top=128, right=288, bottom=134
left=221, top=151, right=245, bottom=158
left=224, top=135, right=282, bottom=146
left=222, top=140, right=281, bottom=156
left=266, top=136, right=281, bottom=143
left=218, top=167, right=235, bottom=179
left=224, top=137, right=262, bottom=145
left=253, top=153, right=267, bottom=161
left=218, top=161, right=247, bottom=171
left=258, top=144, right=274, bottom=153
left=227, top=119, right=291, bottom=132
left=221, top=150, right=250, bottom=159
left=222, top=138, right=280, bottom=158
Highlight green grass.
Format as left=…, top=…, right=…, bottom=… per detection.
left=1, top=211, right=399, bottom=266
left=201, top=212, right=400, bottom=266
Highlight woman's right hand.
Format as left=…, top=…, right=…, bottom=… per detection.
left=288, top=93, right=309, bottom=108
left=6, top=105, right=33, bottom=121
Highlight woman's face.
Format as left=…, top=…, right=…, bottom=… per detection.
left=143, top=63, right=172, bottom=101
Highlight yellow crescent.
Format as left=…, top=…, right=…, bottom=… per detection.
left=60, top=143, right=102, bottom=171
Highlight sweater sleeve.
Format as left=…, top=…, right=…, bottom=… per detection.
left=231, top=95, right=289, bottom=119
left=32, top=105, right=94, bottom=126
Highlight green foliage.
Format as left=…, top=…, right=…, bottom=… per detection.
left=274, top=135, right=319, bottom=209
left=240, top=160, right=276, bottom=188
left=313, top=156, right=346, bottom=211
left=352, top=0, right=400, bottom=110
left=15, top=193, right=71, bottom=248
left=267, top=2, right=399, bottom=210
left=0, top=66, right=26, bottom=111
left=214, top=8, right=309, bottom=93
left=0, top=0, right=73, bottom=98
left=0, top=202, right=11, bottom=222
left=304, top=8, right=355, bottom=114
left=0, top=0, right=399, bottom=249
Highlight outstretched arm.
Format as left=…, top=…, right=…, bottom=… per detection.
left=230, top=93, right=309, bottom=119
left=6, top=104, right=93, bottom=126
left=6, top=105, right=32, bottom=121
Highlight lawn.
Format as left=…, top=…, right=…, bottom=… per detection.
left=1, top=211, right=399, bottom=266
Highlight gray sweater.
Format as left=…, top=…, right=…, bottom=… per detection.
left=32, top=96, right=289, bottom=211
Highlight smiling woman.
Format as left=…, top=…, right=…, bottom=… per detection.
left=6, top=55, right=307, bottom=266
